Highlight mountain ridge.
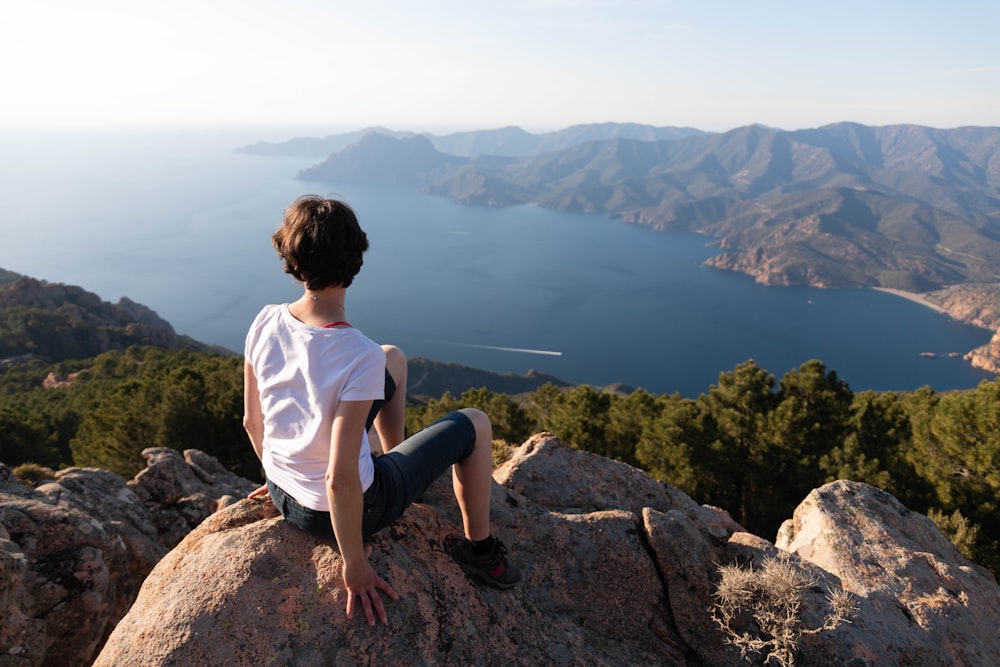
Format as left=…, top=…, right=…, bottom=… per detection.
left=237, top=121, right=707, bottom=159
left=0, top=273, right=223, bottom=366
left=288, top=121, right=1000, bottom=373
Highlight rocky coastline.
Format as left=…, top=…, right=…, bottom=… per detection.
left=703, top=252, right=1000, bottom=378
left=704, top=251, right=1000, bottom=378
left=874, top=285, right=1000, bottom=376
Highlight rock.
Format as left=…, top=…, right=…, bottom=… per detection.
left=103, top=500, right=685, bottom=667
left=8, top=436, right=1000, bottom=666
left=0, top=449, right=259, bottom=667
left=95, top=440, right=696, bottom=666
left=128, top=447, right=259, bottom=547
left=643, top=508, right=730, bottom=665
left=96, top=437, right=1000, bottom=666
left=494, top=432, right=744, bottom=541
left=777, top=480, right=1000, bottom=666
left=1, top=464, right=145, bottom=666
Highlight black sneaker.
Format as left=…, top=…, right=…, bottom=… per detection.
left=449, top=537, right=522, bottom=590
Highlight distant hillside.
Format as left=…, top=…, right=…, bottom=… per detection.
left=407, top=357, right=573, bottom=401
left=297, top=122, right=1000, bottom=293
left=236, top=126, right=417, bottom=158
left=298, top=133, right=467, bottom=186
left=0, top=273, right=222, bottom=367
left=238, top=122, right=707, bottom=159
left=428, top=122, right=705, bottom=158
left=0, top=268, right=22, bottom=286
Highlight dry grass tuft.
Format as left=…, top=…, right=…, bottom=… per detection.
left=711, top=555, right=856, bottom=666
left=12, top=462, right=57, bottom=487
left=491, top=439, right=514, bottom=467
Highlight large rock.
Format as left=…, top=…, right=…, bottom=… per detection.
left=0, top=448, right=257, bottom=667
left=93, top=435, right=1000, bottom=666
left=777, top=480, right=1000, bottom=666
left=494, top=432, right=744, bottom=541
left=94, top=442, right=698, bottom=666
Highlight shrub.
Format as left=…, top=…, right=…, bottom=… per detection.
left=711, top=556, right=856, bottom=666
left=492, top=438, right=514, bottom=467
left=12, top=462, right=56, bottom=487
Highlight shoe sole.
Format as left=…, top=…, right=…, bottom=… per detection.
left=457, top=561, right=520, bottom=590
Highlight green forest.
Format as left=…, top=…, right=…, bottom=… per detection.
left=1, top=347, right=997, bottom=576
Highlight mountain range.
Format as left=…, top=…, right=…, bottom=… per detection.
left=238, top=121, right=1000, bottom=375
left=236, top=122, right=705, bottom=159
left=283, top=122, right=1000, bottom=293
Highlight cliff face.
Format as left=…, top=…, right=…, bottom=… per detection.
left=965, top=331, right=1000, bottom=374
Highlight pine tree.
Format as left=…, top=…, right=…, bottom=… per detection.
left=766, top=360, right=853, bottom=531
left=699, top=360, right=776, bottom=531
left=636, top=393, right=714, bottom=498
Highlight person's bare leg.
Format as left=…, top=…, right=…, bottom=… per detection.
left=368, top=428, right=384, bottom=456
left=374, top=344, right=407, bottom=452
left=452, top=408, right=493, bottom=541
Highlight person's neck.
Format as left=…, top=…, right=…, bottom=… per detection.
left=289, top=286, right=347, bottom=326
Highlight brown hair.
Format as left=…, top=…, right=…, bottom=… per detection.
left=271, top=195, right=369, bottom=289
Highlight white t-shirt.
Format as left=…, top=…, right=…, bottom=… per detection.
left=245, top=304, right=385, bottom=511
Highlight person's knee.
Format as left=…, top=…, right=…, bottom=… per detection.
left=382, top=344, right=405, bottom=362
left=382, top=344, right=407, bottom=386
left=459, top=408, right=492, bottom=441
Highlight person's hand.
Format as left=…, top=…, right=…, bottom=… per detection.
left=248, top=484, right=270, bottom=500
left=343, top=545, right=398, bottom=626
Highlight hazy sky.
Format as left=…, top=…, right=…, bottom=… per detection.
left=2, top=0, right=998, bottom=132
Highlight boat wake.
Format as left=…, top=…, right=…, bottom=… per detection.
left=438, top=341, right=563, bottom=357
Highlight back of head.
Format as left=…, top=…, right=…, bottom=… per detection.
left=272, top=195, right=370, bottom=289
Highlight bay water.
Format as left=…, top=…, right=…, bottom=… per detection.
left=0, top=128, right=993, bottom=397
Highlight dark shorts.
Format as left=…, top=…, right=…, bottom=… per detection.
left=267, top=410, right=477, bottom=541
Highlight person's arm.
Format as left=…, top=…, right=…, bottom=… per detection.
left=243, top=361, right=269, bottom=498
left=243, top=361, right=265, bottom=459
left=328, top=399, right=398, bottom=625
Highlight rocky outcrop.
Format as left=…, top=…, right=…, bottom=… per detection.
left=922, top=283, right=1000, bottom=332
left=703, top=241, right=854, bottom=289
left=0, top=448, right=256, bottom=667
left=777, top=483, right=1000, bottom=666
left=92, top=434, right=1000, bottom=666
left=965, top=330, right=1000, bottom=374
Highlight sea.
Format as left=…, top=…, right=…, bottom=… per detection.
left=0, top=127, right=994, bottom=398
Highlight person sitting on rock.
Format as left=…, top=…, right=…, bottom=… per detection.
left=242, top=195, right=521, bottom=627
